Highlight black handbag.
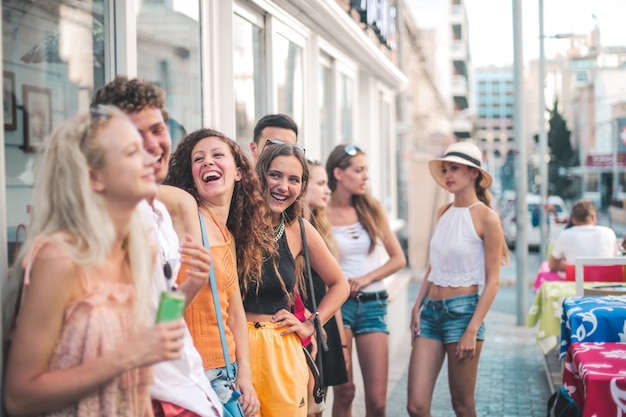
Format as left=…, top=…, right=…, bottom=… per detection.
left=546, top=386, right=582, bottom=417
left=299, top=217, right=327, bottom=409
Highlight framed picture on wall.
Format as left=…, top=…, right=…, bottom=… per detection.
left=22, top=85, right=52, bottom=152
left=3, top=71, right=16, bottom=130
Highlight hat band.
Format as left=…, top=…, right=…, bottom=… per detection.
left=444, top=151, right=481, bottom=167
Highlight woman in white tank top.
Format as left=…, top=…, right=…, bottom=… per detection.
left=326, top=144, right=406, bottom=417
left=407, top=142, right=508, bottom=417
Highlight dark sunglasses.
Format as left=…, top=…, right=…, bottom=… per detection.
left=264, top=138, right=306, bottom=153
left=344, top=144, right=362, bottom=156
left=89, top=104, right=113, bottom=120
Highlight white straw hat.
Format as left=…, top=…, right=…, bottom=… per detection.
left=428, top=142, right=493, bottom=189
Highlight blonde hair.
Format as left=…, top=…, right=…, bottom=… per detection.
left=306, top=160, right=338, bottom=259
left=4, top=106, right=154, bottom=340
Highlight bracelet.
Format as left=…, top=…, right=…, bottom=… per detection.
left=342, top=345, right=348, bottom=348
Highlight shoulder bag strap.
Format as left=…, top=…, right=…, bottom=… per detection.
left=298, top=217, right=328, bottom=353
left=199, top=212, right=235, bottom=382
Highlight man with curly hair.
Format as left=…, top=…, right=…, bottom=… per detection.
left=92, top=76, right=223, bottom=417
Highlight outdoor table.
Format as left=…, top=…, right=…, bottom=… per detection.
left=527, top=281, right=622, bottom=354
left=560, top=295, right=626, bottom=360
left=562, top=342, right=626, bottom=417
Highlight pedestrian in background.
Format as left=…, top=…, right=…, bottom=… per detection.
left=326, top=144, right=406, bottom=417
left=244, top=143, right=349, bottom=417
left=3, top=107, right=185, bottom=416
left=304, top=158, right=349, bottom=417
left=549, top=199, right=620, bottom=272
left=164, top=128, right=268, bottom=416
left=407, top=142, right=508, bottom=417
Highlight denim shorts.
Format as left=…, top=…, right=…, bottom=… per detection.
left=418, top=293, right=485, bottom=344
left=205, top=361, right=238, bottom=405
left=341, top=291, right=389, bottom=335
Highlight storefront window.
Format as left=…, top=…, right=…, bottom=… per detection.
left=380, top=93, right=392, bottom=212
left=136, top=0, right=201, bottom=148
left=274, top=34, right=303, bottom=128
left=234, top=13, right=265, bottom=144
left=319, top=60, right=332, bottom=158
left=3, top=0, right=107, bottom=266
left=340, top=73, right=353, bottom=142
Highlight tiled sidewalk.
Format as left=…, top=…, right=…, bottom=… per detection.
left=325, top=280, right=551, bottom=416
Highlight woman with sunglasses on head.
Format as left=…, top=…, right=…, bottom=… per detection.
left=163, top=128, right=268, bottom=417
left=244, top=143, right=349, bottom=417
left=406, top=142, right=508, bottom=417
left=3, top=106, right=185, bottom=416
left=325, top=144, right=406, bottom=417
left=304, top=159, right=349, bottom=417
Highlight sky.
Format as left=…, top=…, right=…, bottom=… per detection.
left=465, top=0, right=626, bottom=67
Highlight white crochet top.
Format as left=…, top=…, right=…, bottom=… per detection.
left=428, top=202, right=485, bottom=287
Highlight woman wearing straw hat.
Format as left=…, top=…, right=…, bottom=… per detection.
left=407, top=142, right=508, bottom=417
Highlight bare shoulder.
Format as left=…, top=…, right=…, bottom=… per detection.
left=471, top=203, right=502, bottom=236
left=28, top=242, right=81, bottom=291
left=157, top=185, right=197, bottom=214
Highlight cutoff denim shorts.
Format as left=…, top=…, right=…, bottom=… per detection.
left=418, top=293, right=485, bottom=344
left=205, top=361, right=238, bottom=405
left=341, top=291, right=389, bottom=335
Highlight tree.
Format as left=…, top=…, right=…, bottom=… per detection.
left=547, top=98, right=576, bottom=197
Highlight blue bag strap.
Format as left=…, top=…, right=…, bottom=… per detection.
left=199, top=212, right=235, bottom=382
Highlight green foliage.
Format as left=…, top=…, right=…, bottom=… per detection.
left=547, top=98, right=577, bottom=197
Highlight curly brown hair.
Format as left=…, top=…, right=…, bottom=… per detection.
left=255, top=144, right=310, bottom=300
left=163, top=128, right=275, bottom=291
left=90, top=75, right=169, bottom=121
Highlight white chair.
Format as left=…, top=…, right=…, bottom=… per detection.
left=574, top=256, right=626, bottom=296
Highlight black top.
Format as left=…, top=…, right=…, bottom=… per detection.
left=242, top=232, right=296, bottom=314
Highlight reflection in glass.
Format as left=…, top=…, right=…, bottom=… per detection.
left=136, top=0, right=201, bottom=149
left=380, top=95, right=391, bottom=212
left=319, top=63, right=332, bottom=157
left=3, top=0, right=106, bottom=266
left=234, top=14, right=265, bottom=145
left=340, top=73, right=353, bottom=142
left=274, top=34, right=303, bottom=129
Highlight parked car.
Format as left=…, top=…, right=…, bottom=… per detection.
left=501, top=194, right=569, bottom=248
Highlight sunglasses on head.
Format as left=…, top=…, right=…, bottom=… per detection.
left=264, top=138, right=306, bottom=153
left=344, top=144, right=362, bottom=156
left=306, top=158, right=321, bottom=165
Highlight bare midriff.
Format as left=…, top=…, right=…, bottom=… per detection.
left=245, top=312, right=275, bottom=323
left=427, top=284, right=479, bottom=300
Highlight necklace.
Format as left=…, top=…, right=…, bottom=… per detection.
left=273, top=214, right=286, bottom=242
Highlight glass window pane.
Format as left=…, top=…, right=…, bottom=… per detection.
left=319, top=63, right=332, bottom=157
left=340, top=74, right=353, bottom=142
left=3, top=0, right=107, bottom=267
left=136, top=0, right=201, bottom=149
left=274, top=34, right=303, bottom=128
left=234, top=14, right=265, bottom=145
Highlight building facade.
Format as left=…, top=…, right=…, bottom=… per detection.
left=475, top=66, right=515, bottom=194
left=1, top=0, right=409, bottom=271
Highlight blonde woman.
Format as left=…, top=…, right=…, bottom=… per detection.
left=407, top=142, right=508, bottom=417
left=3, top=107, right=185, bottom=416
left=305, top=159, right=349, bottom=417
left=325, top=144, right=406, bottom=417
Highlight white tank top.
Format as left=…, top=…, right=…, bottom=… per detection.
left=428, top=202, right=485, bottom=287
left=332, top=222, right=385, bottom=293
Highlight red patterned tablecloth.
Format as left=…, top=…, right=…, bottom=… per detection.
left=563, top=342, right=626, bottom=417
